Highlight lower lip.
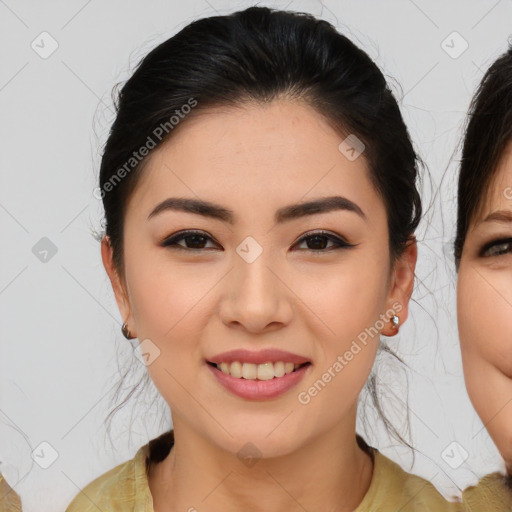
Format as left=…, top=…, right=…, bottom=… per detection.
left=206, top=363, right=311, bottom=400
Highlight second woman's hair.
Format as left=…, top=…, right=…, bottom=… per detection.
left=454, top=46, right=512, bottom=265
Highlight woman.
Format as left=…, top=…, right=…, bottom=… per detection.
left=66, top=6, right=509, bottom=511
left=455, top=46, right=512, bottom=484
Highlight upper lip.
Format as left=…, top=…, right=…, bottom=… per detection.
left=207, top=349, right=311, bottom=365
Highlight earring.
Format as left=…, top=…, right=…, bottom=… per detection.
left=121, top=322, right=134, bottom=340
left=391, top=315, right=400, bottom=329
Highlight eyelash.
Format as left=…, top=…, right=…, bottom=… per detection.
left=161, top=229, right=354, bottom=253
left=480, top=238, right=512, bottom=258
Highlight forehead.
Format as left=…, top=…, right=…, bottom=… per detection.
left=129, top=99, right=385, bottom=222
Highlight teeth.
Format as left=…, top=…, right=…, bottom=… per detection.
left=216, top=361, right=304, bottom=380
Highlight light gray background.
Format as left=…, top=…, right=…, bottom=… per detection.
left=1, top=1, right=511, bottom=510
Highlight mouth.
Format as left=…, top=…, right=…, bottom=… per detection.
left=206, top=360, right=312, bottom=380
left=206, top=359, right=312, bottom=400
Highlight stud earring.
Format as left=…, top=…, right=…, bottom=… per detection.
left=121, top=322, right=134, bottom=340
left=391, top=315, right=400, bottom=329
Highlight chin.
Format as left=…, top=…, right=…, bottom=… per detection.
left=211, top=426, right=303, bottom=460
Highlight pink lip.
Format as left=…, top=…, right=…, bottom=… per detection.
left=206, top=362, right=311, bottom=400
left=207, top=349, right=310, bottom=365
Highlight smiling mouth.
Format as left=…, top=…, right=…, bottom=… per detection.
left=207, top=361, right=311, bottom=380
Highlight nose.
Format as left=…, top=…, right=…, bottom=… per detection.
left=219, top=250, right=293, bottom=334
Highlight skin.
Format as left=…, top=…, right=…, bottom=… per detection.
left=101, top=98, right=417, bottom=512
left=458, top=140, right=512, bottom=476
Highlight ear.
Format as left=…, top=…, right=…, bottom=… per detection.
left=381, top=236, right=417, bottom=336
left=101, top=236, right=136, bottom=337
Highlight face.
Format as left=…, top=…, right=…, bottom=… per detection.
left=102, top=99, right=416, bottom=458
left=458, top=141, right=512, bottom=468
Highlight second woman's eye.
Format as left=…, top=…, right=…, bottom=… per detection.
left=480, top=238, right=512, bottom=258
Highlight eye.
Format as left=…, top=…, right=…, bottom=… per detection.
left=161, top=230, right=220, bottom=251
left=480, top=238, right=512, bottom=257
left=293, top=230, right=354, bottom=252
left=161, top=229, right=354, bottom=253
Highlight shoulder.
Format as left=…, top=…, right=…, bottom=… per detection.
left=462, top=471, right=512, bottom=511
left=65, top=430, right=174, bottom=512
left=356, top=446, right=463, bottom=511
left=65, top=443, right=153, bottom=512
left=0, top=472, right=22, bottom=512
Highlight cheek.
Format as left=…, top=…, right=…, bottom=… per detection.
left=300, top=261, right=389, bottom=372
left=122, top=254, right=216, bottom=396
left=324, top=257, right=389, bottom=321
left=458, top=268, right=512, bottom=378
left=126, top=249, right=213, bottom=338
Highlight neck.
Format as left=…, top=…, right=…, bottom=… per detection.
left=148, top=415, right=374, bottom=512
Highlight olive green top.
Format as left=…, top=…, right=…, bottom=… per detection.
left=0, top=472, right=22, bottom=512
left=65, top=430, right=512, bottom=511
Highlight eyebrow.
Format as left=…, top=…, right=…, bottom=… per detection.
left=481, top=210, right=512, bottom=223
left=147, top=195, right=366, bottom=224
